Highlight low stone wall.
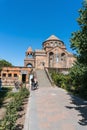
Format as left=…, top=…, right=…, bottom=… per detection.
left=46, top=67, right=70, bottom=75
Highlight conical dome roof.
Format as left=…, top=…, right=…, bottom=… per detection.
left=26, top=47, right=33, bottom=52
left=26, top=47, right=33, bottom=55
left=46, top=35, right=60, bottom=41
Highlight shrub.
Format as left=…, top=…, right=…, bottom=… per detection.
left=0, top=100, right=17, bottom=130
left=0, top=87, right=30, bottom=129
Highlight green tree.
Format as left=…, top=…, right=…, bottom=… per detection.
left=70, top=1, right=87, bottom=98
left=0, top=59, right=13, bottom=70
left=70, top=1, right=87, bottom=64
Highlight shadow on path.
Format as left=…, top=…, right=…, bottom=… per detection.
left=65, top=93, right=87, bottom=126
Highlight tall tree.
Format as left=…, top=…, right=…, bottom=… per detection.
left=70, top=1, right=87, bottom=65
left=70, top=1, right=87, bottom=98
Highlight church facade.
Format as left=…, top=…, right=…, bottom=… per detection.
left=0, top=35, right=76, bottom=86
left=24, top=35, right=75, bottom=70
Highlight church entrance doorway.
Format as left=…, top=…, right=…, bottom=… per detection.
left=22, top=74, right=26, bottom=83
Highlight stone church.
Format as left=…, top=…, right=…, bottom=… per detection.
left=0, top=35, right=76, bottom=86
left=24, top=35, right=75, bottom=70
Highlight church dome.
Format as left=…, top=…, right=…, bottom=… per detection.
left=42, top=35, right=64, bottom=50
left=46, top=35, right=60, bottom=41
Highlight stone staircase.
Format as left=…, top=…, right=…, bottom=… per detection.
left=36, top=69, right=52, bottom=87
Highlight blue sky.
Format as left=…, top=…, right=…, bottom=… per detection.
left=0, top=0, right=82, bottom=66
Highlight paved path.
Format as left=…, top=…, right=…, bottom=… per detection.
left=24, top=86, right=87, bottom=130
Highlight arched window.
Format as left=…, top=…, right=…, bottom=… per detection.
left=61, top=53, right=66, bottom=61
left=28, top=54, right=33, bottom=58
left=26, top=63, right=33, bottom=68
left=49, top=52, right=54, bottom=67
left=56, top=54, right=59, bottom=62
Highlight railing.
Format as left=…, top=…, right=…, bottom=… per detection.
left=44, top=67, right=54, bottom=86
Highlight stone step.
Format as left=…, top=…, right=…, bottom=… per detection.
left=36, top=69, right=51, bottom=87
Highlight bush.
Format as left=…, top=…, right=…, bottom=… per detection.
left=0, top=87, right=12, bottom=107
left=50, top=68, right=87, bottom=100
left=0, top=100, right=17, bottom=130
left=0, top=87, right=30, bottom=130
left=50, top=71, right=74, bottom=91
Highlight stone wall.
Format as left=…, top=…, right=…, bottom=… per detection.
left=35, top=55, right=47, bottom=69
left=1, top=67, right=32, bottom=86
